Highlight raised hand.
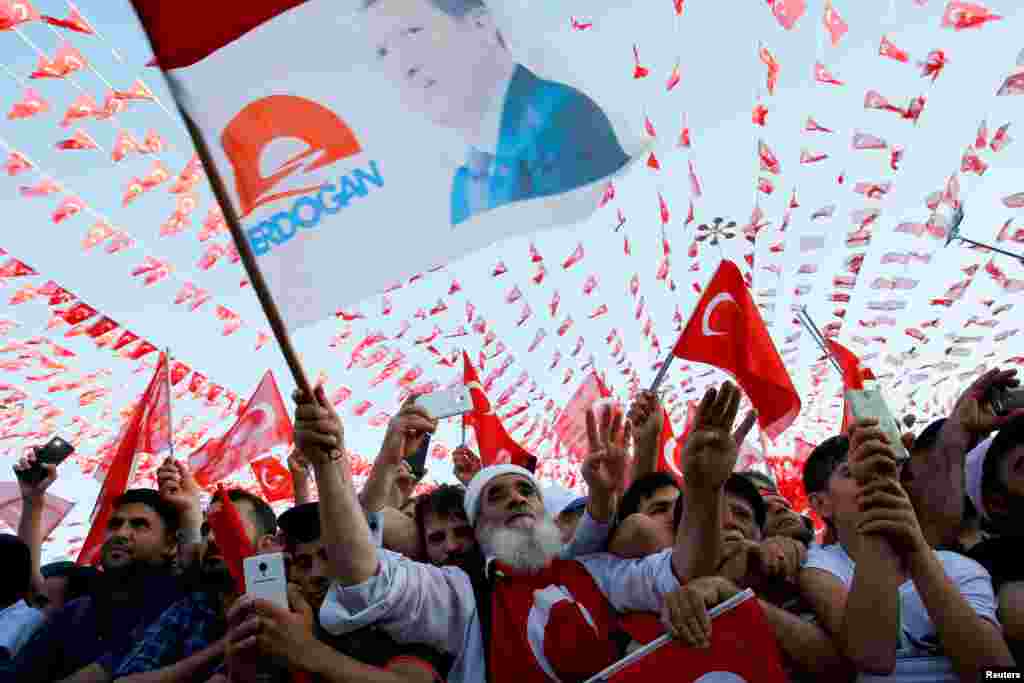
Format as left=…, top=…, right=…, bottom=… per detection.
left=227, top=584, right=317, bottom=673
left=14, top=446, right=57, bottom=501
left=582, top=403, right=631, bottom=499
left=681, top=383, right=743, bottom=491
left=293, top=385, right=345, bottom=467
left=379, top=398, right=436, bottom=469
left=452, top=445, right=481, bottom=486
left=733, top=410, right=758, bottom=448
left=848, top=418, right=900, bottom=484
left=627, top=390, right=663, bottom=446
left=156, top=457, right=202, bottom=517
left=950, top=367, right=1022, bottom=437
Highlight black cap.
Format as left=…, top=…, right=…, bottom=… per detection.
left=277, top=502, right=320, bottom=544
left=725, top=473, right=766, bottom=530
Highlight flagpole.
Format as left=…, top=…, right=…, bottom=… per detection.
left=649, top=354, right=674, bottom=392
left=165, top=347, right=175, bottom=459
left=945, top=219, right=1024, bottom=264
left=177, top=112, right=313, bottom=396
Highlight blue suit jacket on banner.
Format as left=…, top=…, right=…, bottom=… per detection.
left=451, top=65, right=629, bottom=226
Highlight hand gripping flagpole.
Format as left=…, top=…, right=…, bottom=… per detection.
left=177, top=113, right=313, bottom=397
left=944, top=204, right=1024, bottom=265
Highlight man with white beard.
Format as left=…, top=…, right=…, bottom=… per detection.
left=292, top=382, right=747, bottom=683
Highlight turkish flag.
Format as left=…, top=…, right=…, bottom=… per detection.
left=463, top=352, right=536, bottom=471
left=672, top=260, right=799, bottom=439
left=552, top=372, right=612, bottom=462
left=613, top=596, right=787, bottom=683
left=656, top=401, right=697, bottom=485
left=250, top=456, right=293, bottom=503
left=188, top=371, right=292, bottom=486
left=78, top=352, right=171, bottom=565
left=0, top=483, right=75, bottom=540
left=206, top=485, right=255, bottom=594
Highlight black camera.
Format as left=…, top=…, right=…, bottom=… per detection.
left=258, top=561, right=268, bottom=574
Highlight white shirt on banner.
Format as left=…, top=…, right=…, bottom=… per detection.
left=805, top=543, right=999, bottom=683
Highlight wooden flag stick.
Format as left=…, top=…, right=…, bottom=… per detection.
left=178, top=112, right=313, bottom=397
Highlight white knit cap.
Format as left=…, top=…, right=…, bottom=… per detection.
left=463, top=464, right=540, bottom=527
left=965, top=436, right=994, bottom=520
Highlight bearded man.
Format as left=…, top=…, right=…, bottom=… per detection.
left=292, top=382, right=747, bottom=683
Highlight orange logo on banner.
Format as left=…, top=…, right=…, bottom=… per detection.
left=221, top=95, right=362, bottom=216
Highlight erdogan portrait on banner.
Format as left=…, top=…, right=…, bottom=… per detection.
left=360, top=0, right=631, bottom=226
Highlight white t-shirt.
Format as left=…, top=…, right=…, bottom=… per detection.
left=0, top=600, right=45, bottom=659
left=805, top=543, right=1000, bottom=683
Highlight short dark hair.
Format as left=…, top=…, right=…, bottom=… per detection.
left=1, top=533, right=31, bottom=608
left=41, top=561, right=97, bottom=603
left=983, top=414, right=1024, bottom=496
left=803, top=435, right=850, bottom=496
left=113, top=489, right=180, bottom=537
left=414, top=485, right=467, bottom=552
left=212, top=489, right=277, bottom=538
left=912, top=418, right=947, bottom=455
left=619, top=472, right=680, bottom=521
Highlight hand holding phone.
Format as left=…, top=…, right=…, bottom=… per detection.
left=845, top=388, right=909, bottom=464
left=243, top=552, right=288, bottom=609
left=15, top=436, right=74, bottom=487
left=415, top=386, right=471, bottom=420
left=989, top=386, right=1024, bottom=418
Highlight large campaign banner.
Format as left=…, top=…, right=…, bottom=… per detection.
left=132, top=0, right=641, bottom=330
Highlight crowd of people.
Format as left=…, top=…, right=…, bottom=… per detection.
left=0, top=367, right=1021, bottom=682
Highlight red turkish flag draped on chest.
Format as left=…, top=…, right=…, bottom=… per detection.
left=613, top=595, right=788, bottom=682
left=490, top=559, right=619, bottom=683
left=188, top=371, right=292, bottom=487
left=250, top=455, right=294, bottom=503
left=672, top=260, right=800, bottom=439
left=463, top=352, right=536, bottom=471
left=78, top=352, right=171, bottom=565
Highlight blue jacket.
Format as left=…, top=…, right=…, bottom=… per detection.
left=451, top=65, right=629, bottom=226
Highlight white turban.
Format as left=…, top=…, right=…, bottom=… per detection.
left=964, top=436, right=994, bottom=520
left=464, top=464, right=540, bottom=527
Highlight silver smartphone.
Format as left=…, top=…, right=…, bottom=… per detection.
left=845, top=387, right=910, bottom=463
left=243, top=552, right=288, bottom=609
left=415, top=386, right=472, bottom=419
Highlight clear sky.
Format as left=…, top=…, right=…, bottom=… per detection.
left=0, top=0, right=1021, bottom=560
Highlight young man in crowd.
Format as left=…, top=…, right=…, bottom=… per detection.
left=0, top=534, right=37, bottom=663
left=9, top=474, right=183, bottom=683
left=963, top=415, right=1024, bottom=662
left=111, top=489, right=279, bottom=683
left=224, top=500, right=445, bottom=682
left=799, top=419, right=1013, bottom=680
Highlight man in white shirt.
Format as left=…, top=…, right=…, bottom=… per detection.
left=799, top=420, right=1014, bottom=682
left=0, top=534, right=43, bottom=661
left=291, top=382, right=747, bottom=683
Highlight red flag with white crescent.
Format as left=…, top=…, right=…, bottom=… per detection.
left=671, top=261, right=799, bottom=439
left=463, top=352, right=536, bottom=471
left=189, top=371, right=292, bottom=486
left=250, top=456, right=294, bottom=503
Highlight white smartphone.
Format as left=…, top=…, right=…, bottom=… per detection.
left=845, top=387, right=910, bottom=463
left=243, top=552, right=288, bottom=609
left=415, top=385, right=472, bottom=419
